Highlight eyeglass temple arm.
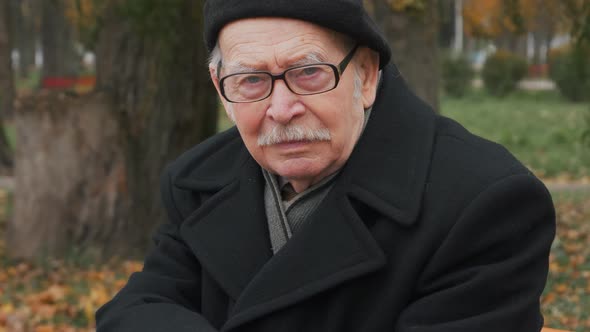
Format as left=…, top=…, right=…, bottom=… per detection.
left=338, top=44, right=360, bottom=73
left=216, top=60, right=222, bottom=79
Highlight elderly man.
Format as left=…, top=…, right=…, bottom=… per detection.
left=96, top=1, right=555, bottom=331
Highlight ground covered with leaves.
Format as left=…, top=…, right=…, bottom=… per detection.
left=543, top=192, right=590, bottom=331
left=1, top=188, right=589, bottom=331
left=0, top=188, right=141, bottom=332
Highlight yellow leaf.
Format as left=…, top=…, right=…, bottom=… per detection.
left=542, top=292, right=556, bottom=304
left=38, top=285, right=68, bottom=304
left=90, top=285, right=110, bottom=305
left=36, top=304, right=57, bottom=320
left=555, top=284, right=568, bottom=294
left=123, top=261, right=143, bottom=274
left=34, top=325, right=54, bottom=332
left=0, top=304, right=13, bottom=314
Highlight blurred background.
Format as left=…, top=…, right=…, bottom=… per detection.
left=0, top=0, right=588, bottom=331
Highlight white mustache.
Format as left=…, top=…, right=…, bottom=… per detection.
left=258, top=124, right=331, bottom=146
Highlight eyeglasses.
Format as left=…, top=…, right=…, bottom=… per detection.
left=219, top=44, right=359, bottom=103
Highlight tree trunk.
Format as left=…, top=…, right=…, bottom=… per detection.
left=437, top=0, right=455, bottom=49
left=370, top=0, right=440, bottom=112
left=8, top=0, right=218, bottom=260
left=453, top=0, right=464, bottom=55
left=532, top=31, right=542, bottom=66
left=516, top=35, right=527, bottom=59
left=41, top=0, right=80, bottom=79
left=0, top=0, right=14, bottom=116
left=9, top=93, right=126, bottom=258
left=0, top=0, right=15, bottom=172
left=10, top=0, right=37, bottom=79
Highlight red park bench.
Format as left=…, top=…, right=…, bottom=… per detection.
left=41, top=76, right=96, bottom=92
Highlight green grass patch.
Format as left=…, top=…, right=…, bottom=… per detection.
left=442, top=90, right=590, bottom=178
left=3, top=123, right=15, bottom=150
left=550, top=188, right=590, bottom=204
left=16, top=70, right=41, bottom=91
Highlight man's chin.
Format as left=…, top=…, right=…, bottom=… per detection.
left=270, top=162, right=330, bottom=188
left=271, top=164, right=318, bottom=180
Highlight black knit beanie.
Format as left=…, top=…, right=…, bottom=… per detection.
left=203, top=0, right=391, bottom=69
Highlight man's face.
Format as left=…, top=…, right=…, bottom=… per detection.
left=212, top=18, right=378, bottom=192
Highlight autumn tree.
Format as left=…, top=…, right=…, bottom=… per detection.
left=560, top=0, right=590, bottom=139
left=9, top=0, right=218, bottom=260
left=368, top=0, right=440, bottom=112
left=464, top=0, right=565, bottom=62
left=525, top=0, right=562, bottom=65
left=561, top=0, right=590, bottom=46
left=9, top=0, right=40, bottom=80
left=41, top=0, right=81, bottom=79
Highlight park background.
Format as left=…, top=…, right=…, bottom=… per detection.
left=0, top=0, right=589, bottom=331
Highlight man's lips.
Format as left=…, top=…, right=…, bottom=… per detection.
left=270, top=140, right=316, bottom=151
left=275, top=140, right=308, bottom=147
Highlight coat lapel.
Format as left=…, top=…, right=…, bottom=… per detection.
left=178, top=146, right=273, bottom=300
left=344, top=63, right=436, bottom=226
left=176, top=146, right=387, bottom=331
left=222, top=183, right=386, bottom=331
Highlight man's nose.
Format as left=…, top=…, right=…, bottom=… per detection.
left=266, top=80, right=305, bottom=124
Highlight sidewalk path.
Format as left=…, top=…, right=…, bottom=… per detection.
left=518, top=79, right=556, bottom=91
left=473, top=78, right=556, bottom=91
left=546, top=182, right=590, bottom=193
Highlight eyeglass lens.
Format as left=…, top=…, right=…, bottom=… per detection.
left=222, top=64, right=337, bottom=103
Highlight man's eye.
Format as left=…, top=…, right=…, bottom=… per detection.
left=301, top=67, right=320, bottom=76
left=244, top=76, right=262, bottom=84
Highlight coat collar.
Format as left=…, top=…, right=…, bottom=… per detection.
left=173, top=64, right=436, bottom=331
left=342, top=64, right=436, bottom=225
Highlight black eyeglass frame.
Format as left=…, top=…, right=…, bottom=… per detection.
left=218, top=44, right=360, bottom=103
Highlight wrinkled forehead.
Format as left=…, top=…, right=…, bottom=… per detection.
left=218, top=17, right=351, bottom=71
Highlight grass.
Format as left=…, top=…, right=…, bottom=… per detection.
left=441, top=89, right=590, bottom=178
left=15, top=70, right=40, bottom=92
left=3, top=122, right=15, bottom=150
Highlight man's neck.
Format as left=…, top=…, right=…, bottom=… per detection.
left=286, top=175, right=329, bottom=194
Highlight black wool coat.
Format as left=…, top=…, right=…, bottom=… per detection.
left=96, top=64, right=556, bottom=332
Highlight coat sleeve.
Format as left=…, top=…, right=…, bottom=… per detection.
left=395, top=174, right=556, bottom=332
left=95, top=166, right=219, bottom=332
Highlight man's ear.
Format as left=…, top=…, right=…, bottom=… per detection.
left=209, top=66, right=222, bottom=96
left=209, top=65, right=236, bottom=123
left=356, top=47, right=380, bottom=109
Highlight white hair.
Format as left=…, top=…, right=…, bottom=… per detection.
left=208, top=44, right=222, bottom=75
